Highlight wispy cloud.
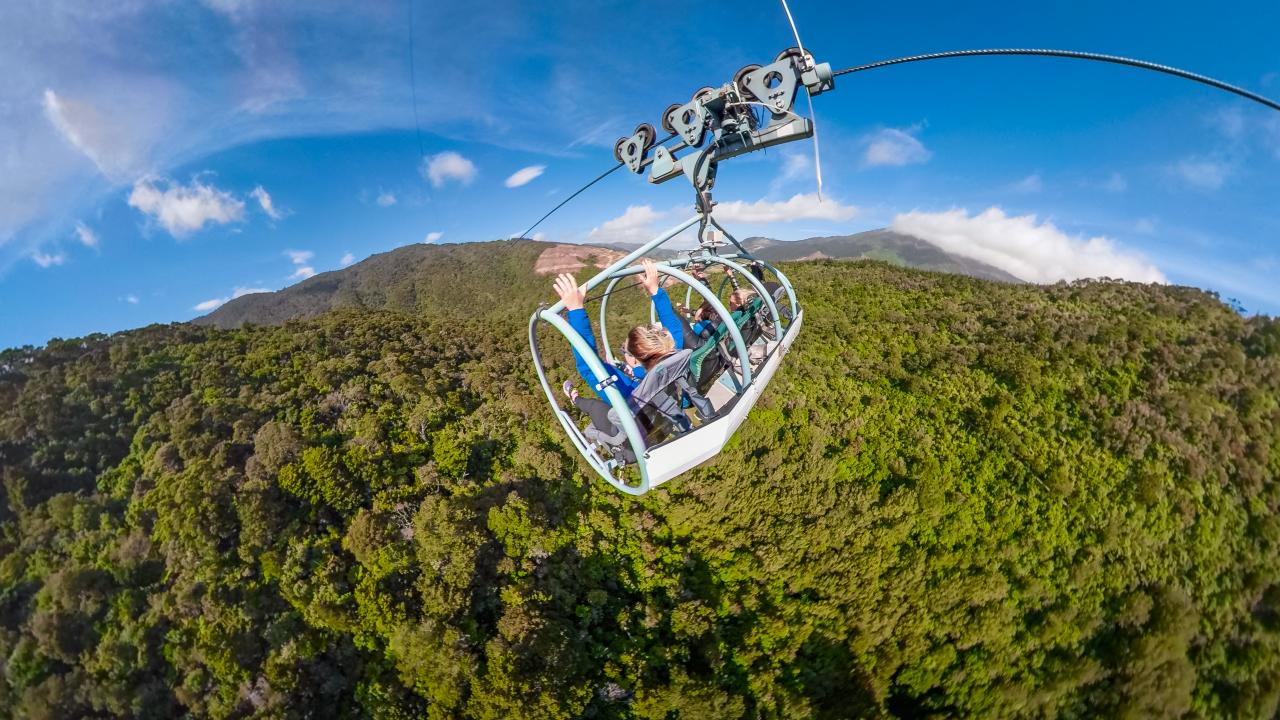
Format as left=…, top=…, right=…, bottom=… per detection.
left=505, top=165, right=545, bottom=188
left=375, top=191, right=397, bottom=207
left=424, top=231, right=444, bottom=243
left=1009, top=173, right=1043, bottom=194
left=250, top=185, right=283, bottom=219
left=1169, top=157, right=1232, bottom=190
left=122, top=294, right=140, bottom=304
left=770, top=151, right=813, bottom=193
left=340, top=252, right=355, bottom=267
left=74, top=221, right=99, bottom=248
left=1099, top=172, right=1128, bottom=193
left=422, top=151, right=477, bottom=187
left=893, top=207, right=1166, bottom=284
left=42, top=88, right=154, bottom=181
left=863, top=126, right=932, bottom=167
left=31, top=251, right=66, bottom=268
left=128, top=177, right=246, bottom=237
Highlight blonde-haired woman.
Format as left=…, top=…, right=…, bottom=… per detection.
left=553, top=259, right=686, bottom=439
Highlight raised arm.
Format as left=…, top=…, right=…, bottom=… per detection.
left=639, top=259, right=684, bottom=350
left=553, top=273, right=601, bottom=378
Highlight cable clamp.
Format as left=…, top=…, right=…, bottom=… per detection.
left=593, top=375, right=619, bottom=393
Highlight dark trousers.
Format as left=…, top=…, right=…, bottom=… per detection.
left=574, top=396, right=618, bottom=435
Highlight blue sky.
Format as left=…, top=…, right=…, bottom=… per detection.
left=2, top=0, right=1278, bottom=348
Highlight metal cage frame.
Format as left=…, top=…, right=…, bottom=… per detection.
left=528, top=214, right=804, bottom=494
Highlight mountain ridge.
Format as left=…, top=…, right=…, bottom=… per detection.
left=198, top=229, right=1018, bottom=329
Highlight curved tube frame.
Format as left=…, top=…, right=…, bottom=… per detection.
left=529, top=214, right=802, bottom=494
left=600, top=255, right=782, bottom=361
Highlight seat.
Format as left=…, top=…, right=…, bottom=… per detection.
left=689, top=296, right=769, bottom=393
left=585, top=349, right=714, bottom=459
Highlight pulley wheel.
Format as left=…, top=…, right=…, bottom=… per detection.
left=661, top=103, right=682, bottom=135
left=734, top=64, right=762, bottom=98
left=774, top=46, right=814, bottom=67
left=613, top=136, right=629, bottom=164
left=633, top=122, right=657, bottom=149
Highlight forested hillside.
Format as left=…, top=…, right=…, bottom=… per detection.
left=2, top=247, right=1279, bottom=718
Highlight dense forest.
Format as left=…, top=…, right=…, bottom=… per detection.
left=2, top=244, right=1279, bottom=718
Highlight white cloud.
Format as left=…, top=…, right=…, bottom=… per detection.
left=375, top=191, right=396, bottom=207
left=1170, top=157, right=1231, bottom=190
left=251, top=185, right=283, bottom=219
left=31, top=251, right=66, bottom=268
left=504, top=165, right=545, bottom=188
left=340, top=252, right=356, bottom=266
left=422, top=151, right=477, bottom=187
left=588, top=205, right=668, bottom=244
left=1009, top=173, right=1043, bottom=194
left=193, top=285, right=271, bottom=313
left=892, top=207, right=1166, bottom=284
left=864, top=127, right=932, bottom=167
left=424, top=231, right=443, bottom=243
left=123, top=294, right=140, bottom=304
left=715, top=193, right=858, bottom=224
left=128, top=177, right=246, bottom=237
left=284, top=249, right=314, bottom=279
left=586, top=194, right=857, bottom=245
left=74, top=221, right=99, bottom=248
left=531, top=232, right=546, bottom=242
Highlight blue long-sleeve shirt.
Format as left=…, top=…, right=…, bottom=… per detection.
left=567, top=287, right=684, bottom=405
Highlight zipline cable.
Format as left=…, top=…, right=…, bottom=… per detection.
left=519, top=162, right=624, bottom=240
left=520, top=48, right=1280, bottom=240
left=833, top=48, right=1280, bottom=113
left=519, top=133, right=676, bottom=240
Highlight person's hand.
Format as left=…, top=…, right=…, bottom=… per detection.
left=553, top=273, right=586, bottom=311
left=639, top=258, right=661, bottom=296
left=722, top=264, right=735, bottom=276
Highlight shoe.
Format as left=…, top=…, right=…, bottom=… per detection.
left=562, top=380, right=579, bottom=404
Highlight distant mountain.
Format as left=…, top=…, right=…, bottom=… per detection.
left=743, top=229, right=1023, bottom=283
left=197, top=239, right=552, bottom=329
left=198, top=231, right=1015, bottom=330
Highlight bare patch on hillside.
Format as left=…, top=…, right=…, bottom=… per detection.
left=534, top=244, right=625, bottom=275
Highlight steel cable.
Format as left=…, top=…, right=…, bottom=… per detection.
left=833, top=48, right=1280, bottom=113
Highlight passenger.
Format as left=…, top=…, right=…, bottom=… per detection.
left=553, top=259, right=685, bottom=441
left=689, top=265, right=759, bottom=335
